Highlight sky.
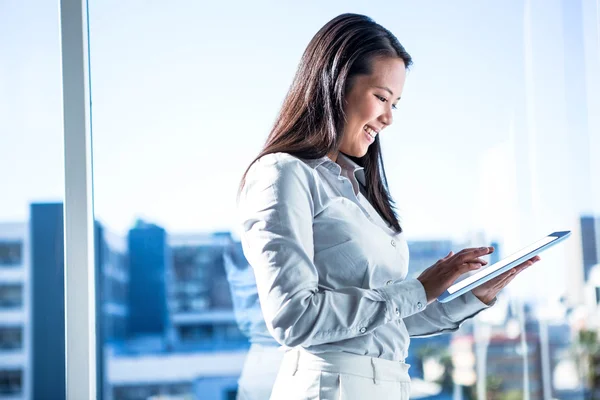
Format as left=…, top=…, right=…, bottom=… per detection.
left=1, top=0, right=599, bottom=301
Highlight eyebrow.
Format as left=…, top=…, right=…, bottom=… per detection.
left=375, top=86, right=401, bottom=100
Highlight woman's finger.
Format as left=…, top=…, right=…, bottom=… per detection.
left=497, top=269, right=518, bottom=288
left=479, top=273, right=512, bottom=294
left=450, top=247, right=486, bottom=260
left=455, top=247, right=493, bottom=265
left=481, top=268, right=515, bottom=289
left=513, top=256, right=541, bottom=269
left=461, top=262, right=483, bottom=274
left=514, top=258, right=539, bottom=273
left=486, top=257, right=540, bottom=287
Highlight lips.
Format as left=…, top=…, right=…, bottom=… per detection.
left=363, top=127, right=374, bottom=143
left=363, top=125, right=379, bottom=139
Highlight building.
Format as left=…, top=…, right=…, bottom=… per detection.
left=29, top=203, right=67, bottom=400
left=106, top=347, right=246, bottom=400
left=0, top=206, right=251, bottom=400
left=105, top=229, right=248, bottom=399
left=167, top=231, right=244, bottom=350
left=96, top=221, right=129, bottom=400
left=580, top=216, right=599, bottom=283
left=0, top=204, right=132, bottom=400
left=127, top=220, right=170, bottom=338
left=0, top=203, right=72, bottom=399
left=0, top=222, right=29, bottom=400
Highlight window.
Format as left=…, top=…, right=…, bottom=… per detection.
left=113, top=383, right=193, bottom=400
left=178, top=325, right=214, bottom=343
left=0, top=242, right=22, bottom=267
left=0, top=370, right=22, bottom=396
left=0, top=285, right=23, bottom=309
left=0, top=326, right=23, bottom=351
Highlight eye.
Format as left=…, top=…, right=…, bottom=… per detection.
left=375, top=94, right=398, bottom=111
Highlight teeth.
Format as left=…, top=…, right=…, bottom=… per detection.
left=364, top=126, right=377, bottom=138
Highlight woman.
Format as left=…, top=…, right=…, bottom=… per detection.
left=237, top=13, right=539, bottom=399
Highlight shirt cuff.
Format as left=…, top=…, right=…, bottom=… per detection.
left=441, top=290, right=496, bottom=322
left=375, top=278, right=428, bottom=320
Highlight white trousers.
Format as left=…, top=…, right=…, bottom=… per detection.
left=237, top=343, right=285, bottom=400
left=269, top=348, right=411, bottom=400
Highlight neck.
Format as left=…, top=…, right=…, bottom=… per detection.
left=327, top=150, right=338, bottom=163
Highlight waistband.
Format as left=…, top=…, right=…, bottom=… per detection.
left=283, top=348, right=411, bottom=384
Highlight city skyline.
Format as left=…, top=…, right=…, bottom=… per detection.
left=1, top=202, right=595, bottom=398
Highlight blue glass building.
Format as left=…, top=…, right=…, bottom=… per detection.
left=126, top=220, right=169, bottom=337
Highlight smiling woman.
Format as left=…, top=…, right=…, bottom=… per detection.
left=236, top=13, right=511, bottom=400
left=239, top=14, right=413, bottom=236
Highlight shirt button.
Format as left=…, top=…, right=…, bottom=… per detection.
left=359, top=327, right=367, bottom=334
left=391, top=239, right=396, bottom=247
left=385, top=280, right=393, bottom=286
left=417, top=302, right=423, bottom=310
left=395, top=308, right=400, bottom=317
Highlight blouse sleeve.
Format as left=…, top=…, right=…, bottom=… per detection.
left=403, top=291, right=496, bottom=337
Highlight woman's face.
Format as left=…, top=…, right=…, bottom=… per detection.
left=335, top=56, right=406, bottom=160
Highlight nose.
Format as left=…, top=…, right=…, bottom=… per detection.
left=379, top=106, right=393, bottom=127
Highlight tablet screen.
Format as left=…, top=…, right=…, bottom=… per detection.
left=447, top=235, right=558, bottom=294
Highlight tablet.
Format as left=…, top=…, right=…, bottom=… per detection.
left=437, top=231, right=571, bottom=303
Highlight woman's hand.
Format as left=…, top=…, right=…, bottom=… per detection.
left=471, top=255, right=541, bottom=305
left=417, top=247, right=494, bottom=304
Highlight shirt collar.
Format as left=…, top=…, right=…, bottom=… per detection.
left=301, top=156, right=330, bottom=169
left=301, top=153, right=366, bottom=187
left=337, top=153, right=366, bottom=187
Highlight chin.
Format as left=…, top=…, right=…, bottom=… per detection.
left=356, top=147, right=369, bottom=158
left=340, top=145, right=368, bottom=159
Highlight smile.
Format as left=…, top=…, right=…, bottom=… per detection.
left=363, top=125, right=378, bottom=143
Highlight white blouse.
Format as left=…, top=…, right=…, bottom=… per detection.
left=238, top=152, right=491, bottom=361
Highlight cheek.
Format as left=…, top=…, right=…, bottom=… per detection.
left=353, top=98, right=379, bottom=123
left=342, top=97, right=379, bottom=146
left=348, top=100, right=371, bottom=124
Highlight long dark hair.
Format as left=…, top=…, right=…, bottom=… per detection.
left=238, top=13, right=412, bottom=233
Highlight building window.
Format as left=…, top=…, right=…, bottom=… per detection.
left=0, top=242, right=22, bottom=267
left=178, top=325, right=213, bottom=342
left=0, top=370, right=22, bottom=395
left=0, top=327, right=23, bottom=351
left=0, top=285, right=22, bottom=309
left=113, top=383, right=192, bottom=400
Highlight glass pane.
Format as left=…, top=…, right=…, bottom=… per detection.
left=88, top=1, right=599, bottom=399
left=0, top=1, right=66, bottom=399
